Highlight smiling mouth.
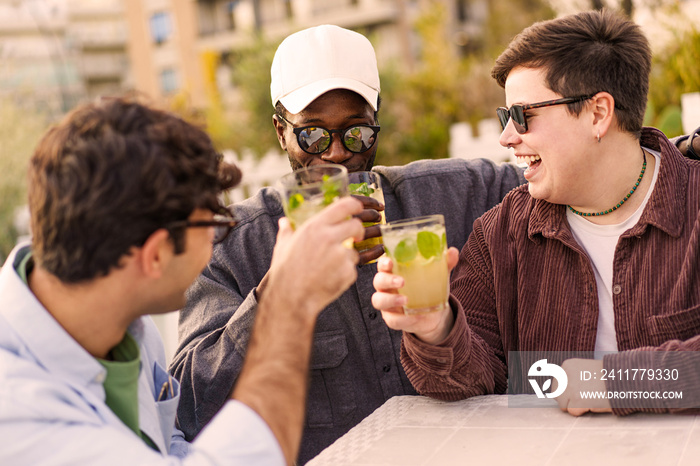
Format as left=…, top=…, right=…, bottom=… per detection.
left=517, top=154, right=541, bottom=168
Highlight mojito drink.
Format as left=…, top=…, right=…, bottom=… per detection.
left=279, top=165, right=352, bottom=246
left=286, top=194, right=328, bottom=230
left=348, top=171, right=385, bottom=259
left=381, top=215, right=448, bottom=314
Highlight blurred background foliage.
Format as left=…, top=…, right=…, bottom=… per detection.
left=0, top=97, right=49, bottom=260
left=203, top=0, right=558, bottom=165
left=197, top=0, right=699, bottom=166
left=647, top=23, right=700, bottom=134
left=376, top=0, right=555, bottom=165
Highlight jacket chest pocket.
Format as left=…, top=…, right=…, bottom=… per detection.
left=647, top=303, right=700, bottom=344
left=305, top=331, right=357, bottom=428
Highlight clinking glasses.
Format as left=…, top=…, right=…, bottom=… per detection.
left=496, top=94, right=596, bottom=134
left=278, top=114, right=380, bottom=155
left=165, top=216, right=238, bottom=244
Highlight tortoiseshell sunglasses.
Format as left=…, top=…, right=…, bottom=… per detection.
left=497, top=94, right=596, bottom=134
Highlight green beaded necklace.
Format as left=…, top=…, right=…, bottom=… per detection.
left=567, top=148, right=647, bottom=217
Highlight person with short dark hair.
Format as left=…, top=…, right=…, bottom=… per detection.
left=0, top=96, right=363, bottom=464
left=373, top=9, right=700, bottom=416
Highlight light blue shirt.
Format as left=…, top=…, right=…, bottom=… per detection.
left=0, top=244, right=284, bottom=465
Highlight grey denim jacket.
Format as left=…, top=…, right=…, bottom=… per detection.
left=170, top=157, right=525, bottom=464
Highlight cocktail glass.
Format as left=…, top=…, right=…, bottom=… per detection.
left=348, top=171, right=385, bottom=262
left=279, top=165, right=352, bottom=246
left=380, top=214, right=448, bottom=314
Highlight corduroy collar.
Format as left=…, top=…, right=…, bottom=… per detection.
left=527, top=127, right=687, bottom=241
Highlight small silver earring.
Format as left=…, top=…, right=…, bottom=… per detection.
left=597, top=131, right=601, bottom=143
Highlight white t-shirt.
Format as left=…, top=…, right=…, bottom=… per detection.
left=566, top=149, right=660, bottom=354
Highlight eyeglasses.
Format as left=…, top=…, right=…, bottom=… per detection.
left=496, top=94, right=596, bottom=134
left=165, top=216, right=238, bottom=244
left=278, top=114, right=380, bottom=155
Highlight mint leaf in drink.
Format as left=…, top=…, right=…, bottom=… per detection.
left=349, top=182, right=375, bottom=197
left=393, top=238, right=417, bottom=264
left=417, top=231, right=442, bottom=259
left=288, top=193, right=304, bottom=211
left=322, top=174, right=342, bottom=205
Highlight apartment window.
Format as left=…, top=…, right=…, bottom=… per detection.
left=160, top=68, right=179, bottom=93
left=150, top=12, right=172, bottom=45
left=227, top=1, right=238, bottom=30
left=456, top=0, right=469, bottom=23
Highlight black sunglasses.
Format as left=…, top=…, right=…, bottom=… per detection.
left=278, top=114, right=380, bottom=155
left=165, top=216, right=238, bottom=244
left=496, top=94, right=596, bottom=134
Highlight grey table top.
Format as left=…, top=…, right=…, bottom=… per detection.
left=307, top=395, right=700, bottom=466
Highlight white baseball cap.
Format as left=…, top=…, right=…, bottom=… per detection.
left=270, top=25, right=380, bottom=114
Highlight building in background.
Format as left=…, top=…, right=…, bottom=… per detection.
left=66, top=0, right=129, bottom=100
left=0, top=0, right=81, bottom=116
left=2, top=0, right=699, bottom=118
left=0, top=0, right=129, bottom=115
left=122, top=0, right=486, bottom=109
left=123, top=0, right=204, bottom=106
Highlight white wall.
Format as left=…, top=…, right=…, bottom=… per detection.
left=151, top=312, right=180, bottom=366
left=449, top=118, right=516, bottom=164
left=682, top=92, right=700, bottom=134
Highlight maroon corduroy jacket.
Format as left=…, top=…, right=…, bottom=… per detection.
left=402, top=127, right=700, bottom=414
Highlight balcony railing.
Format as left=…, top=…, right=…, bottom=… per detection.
left=70, top=28, right=128, bottom=49
left=66, top=0, right=124, bottom=18
left=80, top=55, right=128, bottom=79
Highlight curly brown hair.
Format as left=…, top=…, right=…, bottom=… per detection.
left=28, top=96, right=241, bottom=283
left=491, top=9, right=651, bottom=137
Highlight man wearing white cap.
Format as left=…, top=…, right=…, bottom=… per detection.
left=171, top=25, right=525, bottom=463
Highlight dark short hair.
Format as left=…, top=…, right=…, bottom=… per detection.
left=28, top=96, right=241, bottom=283
left=491, top=9, right=651, bottom=136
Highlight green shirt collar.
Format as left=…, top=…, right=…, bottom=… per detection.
left=97, top=332, right=141, bottom=436
left=13, top=247, right=34, bottom=285
left=97, top=333, right=157, bottom=451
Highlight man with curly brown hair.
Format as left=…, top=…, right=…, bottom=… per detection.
left=0, top=96, right=363, bottom=464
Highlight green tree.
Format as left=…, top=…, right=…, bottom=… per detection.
left=0, top=97, right=49, bottom=261
left=378, top=4, right=466, bottom=165
left=482, top=0, right=556, bottom=56
left=648, top=24, right=700, bottom=136
left=377, top=0, right=554, bottom=165
left=169, top=38, right=279, bottom=158
left=227, top=35, right=281, bottom=157
left=587, top=0, right=634, bottom=16
left=210, top=0, right=556, bottom=166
